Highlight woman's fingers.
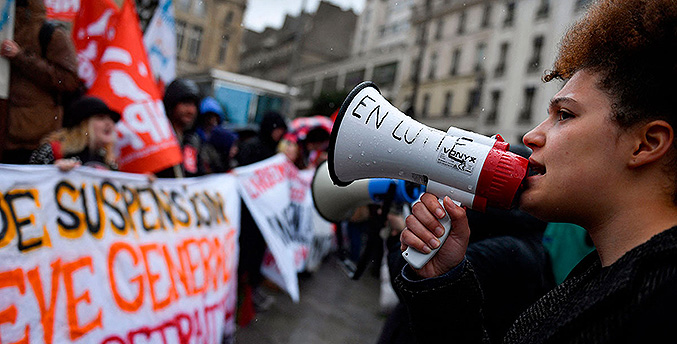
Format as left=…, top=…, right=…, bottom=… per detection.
left=400, top=193, right=448, bottom=253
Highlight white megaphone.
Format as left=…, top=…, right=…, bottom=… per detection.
left=312, top=160, right=423, bottom=223
left=328, top=82, right=529, bottom=269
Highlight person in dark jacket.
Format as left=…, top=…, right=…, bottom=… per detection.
left=156, top=78, right=201, bottom=177
left=236, top=111, right=287, bottom=166
left=0, top=0, right=80, bottom=164
left=397, top=0, right=677, bottom=343
left=236, top=111, right=287, bottom=321
left=29, top=96, right=120, bottom=170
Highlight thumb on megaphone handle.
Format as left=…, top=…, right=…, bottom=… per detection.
left=402, top=198, right=455, bottom=269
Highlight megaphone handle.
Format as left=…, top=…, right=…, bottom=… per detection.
left=402, top=198, right=454, bottom=270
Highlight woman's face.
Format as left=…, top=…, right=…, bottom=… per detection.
left=521, top=70, right=633, bottom=224
left=89, top=114, right=116, bottom=148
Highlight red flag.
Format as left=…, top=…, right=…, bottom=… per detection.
left=73, top=0, right=182, bottom=173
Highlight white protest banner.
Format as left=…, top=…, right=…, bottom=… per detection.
left=0, top=165, right=240, bottom=343
left=143, top=0, right=176, bottom=89
left=234, top=154, right=316, bottom=302
left=0, top=0, right=15, bottom=99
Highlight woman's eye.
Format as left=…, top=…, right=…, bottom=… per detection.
left=558, top=110, right=574, bottom=121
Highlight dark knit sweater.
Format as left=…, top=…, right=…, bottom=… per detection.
left=395, top=226, right=677, bottom=343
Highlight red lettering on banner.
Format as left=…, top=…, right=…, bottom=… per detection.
left=26, top=261, right=62, bottom=344
left=139, top=243, right=178, bottom=311
left=100, top=285, right=236, bottom=343
left=245, top=162, right=290, bottom=199
left=62, top=256, right=103, bottom=340
left=109, top=242, right=145, bottom=313
left=0, top=268, right=29, bottom=344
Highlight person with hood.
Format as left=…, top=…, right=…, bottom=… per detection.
left=156, top=78, right=201, bottom=177
left=28, top=96, right=120, bottom=171
left=236, top=111, right=288, bottom=322
left=195, top=96, right=224, bottom=141
left=0, top=0, right=80, bottom=164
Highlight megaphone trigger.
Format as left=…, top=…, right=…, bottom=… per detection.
left=402, top=198, right=456, bottom=270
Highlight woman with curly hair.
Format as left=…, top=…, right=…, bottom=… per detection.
left=29, top=96, right=120, bottom=171
left=396, top=0, right=677, bottom=342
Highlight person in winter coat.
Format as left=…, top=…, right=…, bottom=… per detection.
left=397, top=0, right=677, bottom=343
left=0, top=0, right=80, bottom=164
left=156, top=78, right=201, bottom=178
left=200, top=126, right=239, bottom=174
left=236, top=111, right=287, bottom=321
left=236, top=111, right=287, bottom=166
left=29, top=96, right=120, bottom=171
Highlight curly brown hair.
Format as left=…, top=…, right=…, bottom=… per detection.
left=544, top=0, right=677, bottom=129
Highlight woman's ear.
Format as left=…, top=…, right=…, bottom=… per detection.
left=628, top=120, right=674, bottom=168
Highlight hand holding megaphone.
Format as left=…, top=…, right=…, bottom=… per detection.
left=327, top=82, right=528, bottom=269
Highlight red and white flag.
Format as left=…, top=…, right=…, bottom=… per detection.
left=45, top=0, right=80, bottom=21
left=73, top=0, right=182, bottom=173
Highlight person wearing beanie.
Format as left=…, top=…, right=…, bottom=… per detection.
left=236, top=110, right=288, bottom=319
left=156, top=78, right=201, bottom=178
left=29, top=96, right=120, bottom=171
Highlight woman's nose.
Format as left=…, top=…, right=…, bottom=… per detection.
left=523, top=121, right=546, bottom=150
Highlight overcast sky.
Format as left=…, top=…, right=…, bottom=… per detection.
left=243, top=0, right=365, bottom=32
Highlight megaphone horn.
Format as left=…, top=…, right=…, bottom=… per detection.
left=328, top=81, right=529, bottom=269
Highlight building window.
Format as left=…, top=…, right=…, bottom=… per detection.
left=218, top=35, right=230, bottom=63
left=494, top=42, right=509, bottom=77
left=504, top=2, right=516, bottom=27
left=443, top=91, right=453, bottom=117
left=422, top=94, right=430, bottom=118
left=527, top=35, right=544, bottom=73
left=435, top=19, right=444, bottom=40
left=481, top=4, right=492, bottom=28
left=373, top=62, right=398, bottom=88
left=193, top=0, right=206, bottom=17
left=187, top=25, right=203, bottom=63
left=428, top=52, right=437, bottom=80
left=321, top=75, right=338, bottom=94
left=466, top=88, right=481, bottom=114
left=450, top=48, right=461, bottom=76
left=536, top=0, right=549, bottom=19
left=474, top=42, right=486, bottom=73
left=176, top=20, right=187, bottom=52
left=486, top=90, right=501, bottom=124
left=457, top=11, right=466, bottom=35
left=519, top=87, right=536, bottom=123
left=345, top=69, right=365, bottom=89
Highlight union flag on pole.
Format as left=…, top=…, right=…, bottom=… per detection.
left=73, top=0, right=182, bottom=173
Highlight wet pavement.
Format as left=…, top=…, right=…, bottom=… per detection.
left=235, top=256, right=387, bottom=344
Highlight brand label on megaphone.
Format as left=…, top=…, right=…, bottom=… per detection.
left=439, top=138, right=478, bottom=175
